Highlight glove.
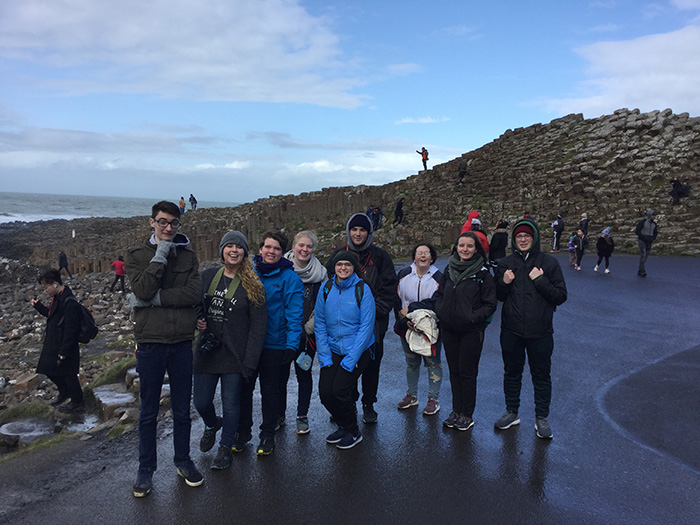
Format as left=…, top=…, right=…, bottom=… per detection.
left=126, top=291, right=161, bottom=309
left=150, top=241, right=177, bottom=265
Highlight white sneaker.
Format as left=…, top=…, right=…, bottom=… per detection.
left=604, top=268, right=610, bottom=274
left=594, top=265, right=599, bottom=272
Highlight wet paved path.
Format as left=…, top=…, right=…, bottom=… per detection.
left=4, top=253, right=700, bottom=524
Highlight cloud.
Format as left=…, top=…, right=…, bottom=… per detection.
left=386, top=63, right=422, bottom=76
left=540, top=25, right=700, bottom=116
left=0, top=0, right=366, bottom=108
left=394, top=116, right=451, bottom=125
left=671, top=0, right=700, bottom=9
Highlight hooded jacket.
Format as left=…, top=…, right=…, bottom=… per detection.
left=635, top=210, right=658, bottom=243
left=494, top=218, right=568, bottom=338
left=33, top=285, right=81, bottom=376
left=314, top=272, right=376, bottom=372
left=125, top=232, right=202, bottom=344
left=326, top=213, right=397, bottom=321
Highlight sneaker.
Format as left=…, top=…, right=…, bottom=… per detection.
left=326, top=427, right=347, bottom=444
left=362, top=404, right=378, bottom=424
left=296, top=416, right=310, bottom=435
left=454, top=415, right=474, bottom=431
left=211, top=446, right=233, bottom=470
left=57, top=401, right=85, bottom=413
left=594, top=265, right=599, bottom=272
left=494, top=411, right=520, bottom=430
left=274, top=417, right=286, bottom=431
left=397, top=394, right=418, bottom=410
left=535, top=417, right=553, bottom=439
left=575, top=265, right=581, bottom=271
left=443, top=411, right=458, bottom=428
left=423, top=398, right=440, bottom=416
left=256, top=438, right=275, bottom=456
left=132, top=470, right=153, bottom=498
left=231, top=431, right=252, bottom=453
left=336, top=431, right=363, bottom=450
left=604, top=268, right=610, bottom=274
left=50, top=393, right=69, bottom=407
left=176, top=460, right=204, bottom=487
left=200, top=417, right=222, bottom=452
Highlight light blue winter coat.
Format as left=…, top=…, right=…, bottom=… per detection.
left=314, top=273, right=376, bottom=372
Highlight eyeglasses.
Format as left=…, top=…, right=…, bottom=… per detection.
left=515, top=234, right=532, bottom=240
left=154, top=218, right=181, bottom=229
left=415, top=251, right=431, bottom=256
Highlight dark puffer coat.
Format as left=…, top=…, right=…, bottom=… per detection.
left=495, top=218, right=568, bottom=339
left=433, top=268, right=497, bottom=334
left=33, top=286, right=81, bottom=376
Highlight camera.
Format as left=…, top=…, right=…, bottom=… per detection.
left=199, top=332, right=221, bottom=356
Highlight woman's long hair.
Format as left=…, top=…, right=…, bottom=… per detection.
left=237, top=257, right=265, bottom=307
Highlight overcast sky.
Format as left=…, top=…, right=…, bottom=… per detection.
left=1, top=0, right=699, bottom=204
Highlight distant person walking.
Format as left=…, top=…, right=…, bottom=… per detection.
left=58, top=250, right=72, bottom=278
left=31, top=269, right=85, bottom=413
left=594, top=228, right=615, bottom=274
left=417, top=147, right=429, bottom=171
left=189, top=194, right=198, bottom=210
left=573, top=228, right=588, bottom=271
left=393, top=198, right=405, bottom=225
left=110, top=256, right=126, bottom=292
left=179, top=197, right=187, bottom=215
left=551, top=214, right=564, bottom=252
left=635, top=209, right=658, bottom=278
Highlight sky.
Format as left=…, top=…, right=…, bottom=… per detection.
left=1, top=0, right=699, bottom=204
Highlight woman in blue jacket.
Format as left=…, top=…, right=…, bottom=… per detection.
left=315, top=251, right=375, bottom=450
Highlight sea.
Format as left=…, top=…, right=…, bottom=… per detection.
left=0, top=192, right=240, bottom=224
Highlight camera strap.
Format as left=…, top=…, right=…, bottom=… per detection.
left=207, top=267, right=241, bottom=302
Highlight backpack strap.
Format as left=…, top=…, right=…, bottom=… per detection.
left=323, top=278, right=364, bottom=309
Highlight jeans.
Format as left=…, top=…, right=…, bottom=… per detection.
left=442, top=330, right=483, bottom=417
left=136, top=341, right=193, bottom=472
left=400, top=338, right=442, bottom=400
left=319, top=351, right=371, bottom=435
left=638, top=240, right=652, bottom=274
left=193, top=372, right=244, bottom=449
left=500, top=330, right=554, bottom=418
left=238, top=347, right=284, bottom=440
left=110, top=274, right=125, bottom=292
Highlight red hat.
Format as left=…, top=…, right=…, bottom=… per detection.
left=513, top=223, right=535, bottom=238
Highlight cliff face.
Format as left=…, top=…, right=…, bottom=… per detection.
left=4, top=108, right=699, bottom=273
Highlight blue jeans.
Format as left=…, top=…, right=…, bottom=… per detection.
left=136, top=341, right=193, bottom=472
left=193, top=373, right=243, bottom=449
left=400, top=338, right=442, bottom=400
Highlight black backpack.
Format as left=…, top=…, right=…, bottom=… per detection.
left=63, top=296, right=99, bottom=344
left=322, top=279, right=364, bottom=307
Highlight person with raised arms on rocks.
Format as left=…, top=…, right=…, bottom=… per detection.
left=326, top=213, right=398, bottom=425
left=193, top=231, right=267, bottom=470
left=125, top=200, right=203, bottom=497
left=235, top=230, right=303, bottom=457
left=493, top=218, right=567, bottom=440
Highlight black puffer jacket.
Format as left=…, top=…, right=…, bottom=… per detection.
left=433, top=268, right=497, bottom=333
left=495, top=218, right=568, bottom=338
left=33, top=286, right=81, bottom=376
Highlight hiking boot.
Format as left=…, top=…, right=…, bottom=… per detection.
left=232, top=431, right=252, bottom=453
left=535, top=417, right=553, bottom=439
left=50, top=393, right=69, bottom=407
left=604, top=268, right=610, bottom=274
left=211, top=446, right=233, bottom=470
left=200, top=417, right=222, bottom=452
left=455, top=415, right=474, bottom=431
left=176, top=460, right=204, bottom=487
left=594, top=265, right=599, bottom=272
left=132, top=470, right=153, bottom=498
left=256, top=438, right=275, bottom=456
left=362, top=404, right=378, bottom=424
left=443, top=411, right=458, bottom=428
left=336, top=431, right=363, bottom=450
left=423, top=398, right=440, bottom=416
left=57, top=401, right=85, bottom=413
left=296, top=416, right=310, bottom=435
left=275, top=417, right=286, bottom=431
left=494, top=411, right=520, bottom=430
left=326, top=427, right=347, bottom=444
left=397, top=394, right=418, bottom=410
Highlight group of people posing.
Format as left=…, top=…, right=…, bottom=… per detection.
left=32, top=200, right=569, bottom=499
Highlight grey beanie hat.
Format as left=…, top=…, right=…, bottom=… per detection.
left=219, top=230, right=249, bottom=258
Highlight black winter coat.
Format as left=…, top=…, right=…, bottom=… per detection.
left=495, top=218, right=568, bottom=339
left=33, top=286, right=81, bottom=376
left=596, top=236, right=615, bottom=257
left=432, top=268, right=497, bottom=334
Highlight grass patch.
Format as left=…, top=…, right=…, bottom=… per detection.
left=106, top=337, right=134, bottom=349
left=0, top=401, right=54, bottom=426
left=107, top=424, right=129, bottom=439
left=88, top=356, right=137, bottom=390
left=0, top=434, right=71, bottom=465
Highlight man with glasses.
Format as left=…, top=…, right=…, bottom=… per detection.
left=493, top=218, right=567, bottom=439
left=125, top=200, right=203, bottom=497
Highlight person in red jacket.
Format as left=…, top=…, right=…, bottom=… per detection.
left=460, top=211, right=489, bottom=255
left=110, top=256, right=126, bottom=292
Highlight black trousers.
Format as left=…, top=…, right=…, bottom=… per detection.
left=48, top=373, right=83, bottom=404
left=238, top=347, right=284, bottom=440
left=500, top=330, right=553, bottom=418
left=355, top=316, right=388, bottom=407
left=319, top=351, right=370, bottom=434
left=442, top=329, right=484, bottom=417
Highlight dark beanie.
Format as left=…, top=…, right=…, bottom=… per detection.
left=348, top=213, right=372, bottom=231
left=513, top=223, right=535, bottom=238
left=219, top=230, right=249, bottom=258
left=333, top=251, right=362, bottom=274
